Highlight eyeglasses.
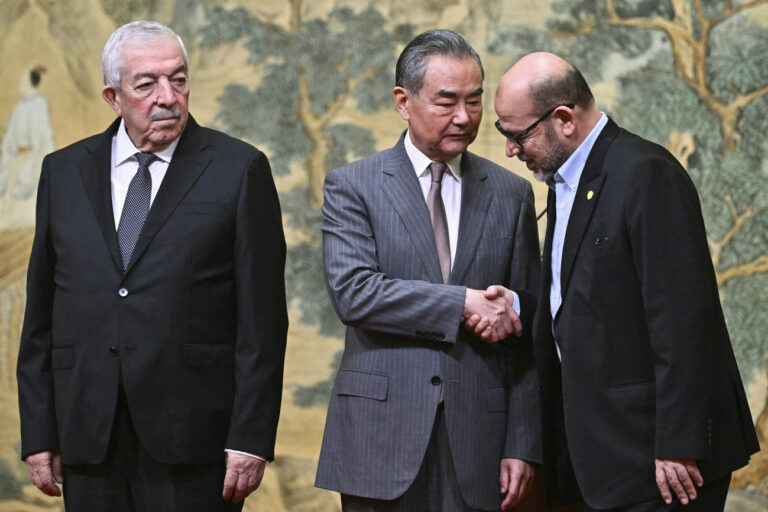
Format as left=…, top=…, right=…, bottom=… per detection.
left=495, top=104, right=574, bottom=149
left=127, top=75, right=189, bottom=99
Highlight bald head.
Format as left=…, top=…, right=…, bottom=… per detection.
left=494, top=52, right=602, bottom=181
left=496, top=52, right=594, bottom=114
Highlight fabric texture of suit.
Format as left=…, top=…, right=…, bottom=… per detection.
left=17, top=116, right=288, bottom=466
left=534, top=119, right=759, bottom=509
left=315, top=134, right=542, bottom=510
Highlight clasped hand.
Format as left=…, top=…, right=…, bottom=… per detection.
left=463, top=286, right=520, bottom=343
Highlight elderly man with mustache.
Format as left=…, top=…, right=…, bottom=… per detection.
left=17, top=20, right=288, bottom=511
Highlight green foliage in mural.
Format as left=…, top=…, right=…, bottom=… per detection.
left=487, top=0, right=768, bottom=381
left=200, top=4, right=413, bottom=407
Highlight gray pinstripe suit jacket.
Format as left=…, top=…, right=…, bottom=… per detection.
left=314, top=134, right=542, bottom=510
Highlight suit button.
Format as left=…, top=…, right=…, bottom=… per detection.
left=118, top=288, right=128, bottom=297
left=109, top=346, right=119, bottom=357
left=431, top=376, right=442, bottom=386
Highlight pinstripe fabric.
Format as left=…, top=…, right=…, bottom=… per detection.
left=315, top=134, right=542, bottom=510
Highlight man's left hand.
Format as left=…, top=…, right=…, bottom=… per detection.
left=222, top=452, right=266, bottom=503
left=500, top=458, right=533, bottom=510
left=655, top=458, right=703, bottom=505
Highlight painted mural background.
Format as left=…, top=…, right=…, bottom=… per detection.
left=0, top=0, right=766, bottom=510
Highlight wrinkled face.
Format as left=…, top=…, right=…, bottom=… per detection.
left=395, top=56, right=483, bottom=161
left=102, top=37, right=189, bottom=152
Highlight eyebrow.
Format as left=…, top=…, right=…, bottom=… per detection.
left=435, top=87, right=484, bottom=98
left=132, top=65, right=187, bottom=81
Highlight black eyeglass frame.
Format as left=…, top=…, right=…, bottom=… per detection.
left=495, top=103, right=574, bottom=149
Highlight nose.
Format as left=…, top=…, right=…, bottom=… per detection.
left=452, top=103, right=469, bottom=126
left=154, top=77, right=176, bottom=107
left=505, top=139, right=520, bottom=158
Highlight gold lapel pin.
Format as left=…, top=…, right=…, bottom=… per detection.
left=587, top=190, right=594, bottom=200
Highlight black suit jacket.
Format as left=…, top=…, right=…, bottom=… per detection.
left=17, top=116, right=288, bottom=465
left=534, top=119, right=759, bottom=509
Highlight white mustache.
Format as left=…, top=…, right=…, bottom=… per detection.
left=149, top=109, right=181, bottom=122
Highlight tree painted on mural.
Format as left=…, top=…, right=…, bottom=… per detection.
left=487, top=0, right=768, bottom=487
left=200, top=2, right=413, bottom=406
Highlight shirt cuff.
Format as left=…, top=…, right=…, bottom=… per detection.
left=224, top=448, right=266, bottom=462
left=511, top=291, right=521, bottom=316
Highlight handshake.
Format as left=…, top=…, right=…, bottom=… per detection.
left=462, top=285, right=519, bottom=343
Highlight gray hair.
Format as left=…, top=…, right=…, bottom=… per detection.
left=101, top=20, right=189, bottom=91
left=395, top=29, right=484, bottom=96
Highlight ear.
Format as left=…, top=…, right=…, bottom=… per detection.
left=101, top=86, right=123, bottom=117
left=393, top=86, right=410, bottom=121
left=553, top=106, right=575, bottom=137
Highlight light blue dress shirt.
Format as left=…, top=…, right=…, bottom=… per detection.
left=550, top=114, right=608, bottom=358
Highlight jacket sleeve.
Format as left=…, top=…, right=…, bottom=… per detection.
left=503, top=180, right=543, bottom=464
left=225, top=151, right=288, bottom=461
left=17, top=158, right=59, bottom=459
left=320, top=168, right=467, bottom=343
left=626, top=152, right=715, bottom=459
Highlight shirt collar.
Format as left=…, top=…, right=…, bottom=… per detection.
left=115, top=119, right=182, bottom=166
left=553, top=113, right=608, bottom=189
left=404, top=129, right=463, bottom=181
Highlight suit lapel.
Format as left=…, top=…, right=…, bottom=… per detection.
left=559, top=119, right=619, bottom=297
left=380, top=136, right=445, bottom=284
left=124, top=116, right=210, bottom=274
left=80, top=118, right=123, bottom=271
left=450, top=153, right=491, bottom=285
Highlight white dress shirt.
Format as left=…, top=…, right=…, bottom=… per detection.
left=550, top=113, right=608, bottom=359
left=109, top=120, right=264, bottom=462
left=403, top=131, right=520, bottom=314
left=110, top=120, right=179, bottom=227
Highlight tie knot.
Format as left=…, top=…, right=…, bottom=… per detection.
left=429, top=162, right=447, bottom=183
left=135, top=152, right=157, bottom=171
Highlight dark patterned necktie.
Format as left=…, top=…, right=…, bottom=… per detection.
left=427, top=162, right=451, bottom=283
left=117, top=152, right=156, bottom=271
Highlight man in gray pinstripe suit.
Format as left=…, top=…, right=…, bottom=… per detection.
left=314, top=30, right=542, bottom=511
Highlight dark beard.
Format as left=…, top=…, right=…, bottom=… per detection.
left=536, top=121, right=570, bottom=180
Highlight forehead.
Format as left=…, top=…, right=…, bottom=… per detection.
left=494, top=85, right=535, bottom=127
left=122, top=37, right=185, bottom=74
left=419, top=55, right=482, bottom=94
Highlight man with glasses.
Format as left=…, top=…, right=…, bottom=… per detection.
left=477, top=52, right=758, bottom=511
left=17, top=21, right=288, bottom=510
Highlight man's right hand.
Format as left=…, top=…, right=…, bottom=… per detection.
left=463, top=287, right=522, bottom=343
left=25, top=450, right=62, bottom=497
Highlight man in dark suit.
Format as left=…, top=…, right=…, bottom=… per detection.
left=486, top=52, right=759, bottom=511
left=314, top=30, right=542, bottom=511
left=16, top=21, right=288, bottom=511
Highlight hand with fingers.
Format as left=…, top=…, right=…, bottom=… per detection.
left=655, top=458, right=703, bottom=505
left=463, top=285, right=521, bottom=343
left=499, top=458, right=534, bottom=510
left=222, top=452, right=266, bottom=504
left=25, top=450, right=62, bottom=497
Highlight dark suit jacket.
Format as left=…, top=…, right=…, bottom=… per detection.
left=315, top=134, right=542, bottom=510
left=17, top=116, right=288, bottom=465
left=534, top=119, right=759, bottom=509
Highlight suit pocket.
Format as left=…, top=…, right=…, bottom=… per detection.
left=487, top=385, right=509, bottom=412
left=334, top=369, right=388, bottom=401
left=181, top=344, right=235, bottom=367
left=51, top=346, right=75, bottom=369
